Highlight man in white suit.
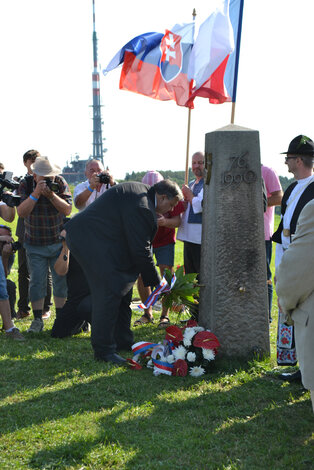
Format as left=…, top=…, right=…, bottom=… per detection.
left=276, top=199, right=314, bottom=412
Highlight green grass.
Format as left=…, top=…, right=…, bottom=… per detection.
left=0, top=214, right=313, bottom=469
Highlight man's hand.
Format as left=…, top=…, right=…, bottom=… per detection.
left=32, top=179, right=46, bottom=199
left=59, top=229, right=67, bottom=246
left=89, top=170, right=114, bottom=191
left=41, top=182, right=54, bottom=200
left=157, top=215, right=167, bottom=227
left=89, top=172, right=101, bottom=191
left=2, top=242, right=13, bottom=255
left=181, top=185, right=194, bottom=203
left=108, top=171, right=115, bottom=187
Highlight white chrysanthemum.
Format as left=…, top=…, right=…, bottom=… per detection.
left=187, top=352, right=196, bottom=362
left=183, top=337, right=192, bottom=347
left=194, top=326, right=205, bottom=332
left=183, top=327, right=196, bottom=341
left=147, top=359, right=153, bottom=368
left=202, top=348, right=215, bottom=361
left=153, top=368, right=162, bottom=376
left=173, top=345, right=187, bottom=360
left=190, top=366, right=205, bottom=377
left=166, top=354, right=175, bottom=364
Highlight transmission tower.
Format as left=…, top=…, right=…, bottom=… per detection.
left=91, top=0, right=104, bottom=163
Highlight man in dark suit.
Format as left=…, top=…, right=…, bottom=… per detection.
left=66, top=180, right=182, bottom=365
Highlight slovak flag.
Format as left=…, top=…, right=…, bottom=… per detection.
left=103, top=23, right=194, bottom=107
left=186, top=0, right=242, bottom=106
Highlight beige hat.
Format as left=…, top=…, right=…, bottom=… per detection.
left=31, top=156, right=61, bottom=176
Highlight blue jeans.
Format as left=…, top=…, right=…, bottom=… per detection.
left=265, top=240, right=273, bottom=320
left=24, top=242, right=67, bottom=302
left=0, top=258, right=8, bottom=300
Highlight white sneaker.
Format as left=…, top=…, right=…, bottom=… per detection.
left=5, top=327, right=26, bottom=341
left=27, top=318, right=44, bottom=333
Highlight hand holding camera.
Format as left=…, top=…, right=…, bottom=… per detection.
left=34, top=178, right=59, bottom=200
left=89, top=171, right=111, bottom=191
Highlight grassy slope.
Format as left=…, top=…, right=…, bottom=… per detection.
left=0, top=212, right=313, bottom=469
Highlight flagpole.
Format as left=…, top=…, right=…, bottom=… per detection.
left=185, top=108, right=192, bottom=185
left=230, top=0, right=244, bottom=124
left=185, top=8, right=196, bottom=185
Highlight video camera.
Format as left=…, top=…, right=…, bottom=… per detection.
left=44, top=177, right=60, bottom=194
left=0, top=171, right=21, bottom=207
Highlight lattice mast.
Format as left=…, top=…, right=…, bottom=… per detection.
left=92, top=0, right=104, bottom=163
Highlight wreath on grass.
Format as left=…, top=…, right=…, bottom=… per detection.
left=127, top=319, right=220, bottom=377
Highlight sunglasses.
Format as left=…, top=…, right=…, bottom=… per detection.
left=285, top=156, right=298, bottom=162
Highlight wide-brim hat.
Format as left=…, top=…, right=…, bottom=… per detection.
left=31, top=156, right=61, bottom=176
left=281, top=135, right=314, bottom=156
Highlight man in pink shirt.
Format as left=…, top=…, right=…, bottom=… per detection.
left=261, top=165, right=283, bottom=322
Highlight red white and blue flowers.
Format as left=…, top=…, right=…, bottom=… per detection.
left=127, top=320, right=220, bottom=377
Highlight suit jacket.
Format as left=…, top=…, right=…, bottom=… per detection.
left=276, top=199, right=314, bottom=389
left=66, top=182, right=160, bottom=296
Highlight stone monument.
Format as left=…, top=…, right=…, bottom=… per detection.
left=199, top=124, right=270, bottom=358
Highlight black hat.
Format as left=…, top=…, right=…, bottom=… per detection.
left=281, top=135, right=314, bottom=156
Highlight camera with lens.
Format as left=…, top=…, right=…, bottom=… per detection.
left=44, top=177, right=60, bottom=194
left=0, top=171, right=21, bottom=207
left=97, top=173, right=110, bottom=185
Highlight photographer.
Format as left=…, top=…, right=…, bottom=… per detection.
left=17, top=156, right=72, bottom=333
left=15, top=150, right=52, bottom=320
left=73, top=159, right=115, bottom=211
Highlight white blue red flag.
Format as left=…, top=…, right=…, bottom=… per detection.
left=103, top=23, right=194, bottom=107
left=186, top=0, right=243, bottom=105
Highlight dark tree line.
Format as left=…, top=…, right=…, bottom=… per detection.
left=120, top=171, right=294, bottom=193
left=121, top=169, right=194, bottom=186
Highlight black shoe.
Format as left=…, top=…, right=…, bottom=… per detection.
left=94, top=353, right=126, bottom=365
left=278, top=369, right=301, bottom=382
left=70, top=321, right=90, bottom=336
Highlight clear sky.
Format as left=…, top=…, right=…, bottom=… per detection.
left=1, top=0, right=313, bottom=180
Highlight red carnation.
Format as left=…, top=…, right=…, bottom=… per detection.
left=193, top=331, right=220, bottom=350
left=186, top=319, right=198, bottom=328
left=165, top=325, right=183, bottom=346
left=126, top=358, right=142, bottom=370
left=172, top=359, right=188, bottom=377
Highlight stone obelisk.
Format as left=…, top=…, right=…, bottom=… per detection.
left=199, top=125, right=270, bottom=358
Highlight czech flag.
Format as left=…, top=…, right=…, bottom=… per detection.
left=103, top=23, right=194, bottom=107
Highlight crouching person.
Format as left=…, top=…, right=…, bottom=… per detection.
left=51, top=229, right=91, bottom=338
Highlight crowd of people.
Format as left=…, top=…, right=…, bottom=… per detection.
left=0, top=136, right=313, bottom=411
left=0, top=151, right=203, bottom=354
